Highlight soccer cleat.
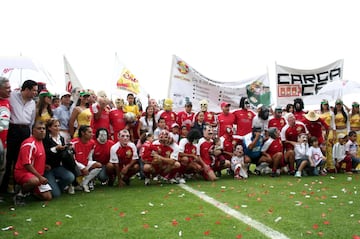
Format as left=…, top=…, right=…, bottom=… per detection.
left=13, top=194, right=26, bottom=206
left=68, top=185, right=75, bottom=195
left=83, top=184, right=90, bottom=193
left=144, top=178, right=151, bottom=186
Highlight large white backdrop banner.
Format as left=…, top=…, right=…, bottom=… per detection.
left=169, top=55, right=270, bottom=112
left=276, top=59, right=343, bottom=106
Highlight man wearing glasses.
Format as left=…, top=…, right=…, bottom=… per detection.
left=107, top=129, right=139, bottom=187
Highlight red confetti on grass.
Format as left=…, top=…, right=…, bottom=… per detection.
left=143, top=224, right=150, bottom=229
left=204, top=230, right=210, bottom=235
left=119, top=212, right=125, bottom=217
left=123, top=227, right=128, bottom=233
left=313, top=224, right=319, bottom=229
left=352, top=235, right=360, bottom=239
left=215, top=221, right=221, bottom=225
left=55, top=221, right=62, bottom=226
left=172, top=220, right=179, bottom=226
left=323, top=221, right=330, bottom=225
left=234, top=205, right=240, bottom=209
left=236, top=234, right=242, bottom=239
left=113, top=208, right=118, bottom=211
left=185, top=217, right=191, bottom=221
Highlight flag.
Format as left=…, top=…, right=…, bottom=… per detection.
left=63, top=55, right=84, bottom=93
left=114, top=54, right=139, bottom=94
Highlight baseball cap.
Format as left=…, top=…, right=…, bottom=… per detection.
left=185, top=101, right=192, bottom=107
left=39, top=90, right=53, bottom=97
left=171, top=123, right=179, bottom=128
left=59, top=91, right=71, bottom=99
left=220, top=102, right=231, bottom=108
left=80, top=91, right=91, bottom=97
left=337, top=133, right=347, bottom=139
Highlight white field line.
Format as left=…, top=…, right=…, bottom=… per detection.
left=179, top=184, right=290, bottom=239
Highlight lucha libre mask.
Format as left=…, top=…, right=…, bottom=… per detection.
left=259, top=106, right=269, bottom=120
left=199, top=99, right=208, bottom=112
left=163, top=98, right=173, bottom=111
left=97, top=129, right=108, bottom=144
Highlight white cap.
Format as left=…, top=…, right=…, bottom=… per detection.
left=171, top=123, right=179, bottom=128
left=59, top=91, right=71, bottom=99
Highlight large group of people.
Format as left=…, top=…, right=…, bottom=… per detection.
left=0, top=77, right=359, bottom=206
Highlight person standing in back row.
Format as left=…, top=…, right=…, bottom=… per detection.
left=0, top=77, right=11, bottom=202
left=0, top=80, right=38, bottom=194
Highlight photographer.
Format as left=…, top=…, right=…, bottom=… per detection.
left=43, top=118, right=77, bottom=197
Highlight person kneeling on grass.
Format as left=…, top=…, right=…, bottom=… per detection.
left=13, top=121, right=52, bottom=205
left=72, top=125, right=102, bottom=193
left=107, top=129, right=139, bottom=187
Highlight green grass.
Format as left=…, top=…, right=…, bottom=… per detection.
left=1, top=173, right=359, bottom=239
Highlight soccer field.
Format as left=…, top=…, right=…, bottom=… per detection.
left=1, top=173, right=359, bottom=239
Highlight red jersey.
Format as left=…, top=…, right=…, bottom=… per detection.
left=14, top=137, right=46, bottom=176
left=268, top=117, right=287, bottom=131
left=303, top=118, right=329, bottom=144
left=91, top=104, right=110, bottom=136
left=220, top=135, right=234, bottom=160
left=217, top=112, right=235, bottom=137
left=140, top=141, right=154, bottom=163
left=281, top=123, right=306, bottom=150
left=294, top=111, right=306, bottom=122
left=0, top=98, right=10, bottom=148
left=178, top=138, right=197, bottom=161
left=233, top=109, right=256, bottom=136
left=71, top=138, right=95, bottom=166
left=177, top=111, right=195, bottom=131
left=158, top=110, right=177, bottom=130
left=151, top=141, right=174, bottom=158
left=109, top=108, right=126, bottom=141
left=93, top=139, right=115, bottom=165
left=262, top=138, right=283, bottom=157
left=197, top=138, right=213, bottom=165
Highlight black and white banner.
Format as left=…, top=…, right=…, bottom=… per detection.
left=276, top=59, right=343, bottom=106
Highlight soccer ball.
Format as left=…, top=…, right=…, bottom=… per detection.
left=124, top=112, right=136, bottom=122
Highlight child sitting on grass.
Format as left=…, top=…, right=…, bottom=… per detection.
left=287, top=133, right=308, bottom=177
left=231, top=144, right=249, bottom=179
left=307, top=136, right=327, bottom=176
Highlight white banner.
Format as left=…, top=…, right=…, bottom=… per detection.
left=276, top=59, right=344, bottom=106
left=169, top=55, right=270, bottom=112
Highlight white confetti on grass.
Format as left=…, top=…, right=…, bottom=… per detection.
left=65, top=214, right=72, bottom=218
